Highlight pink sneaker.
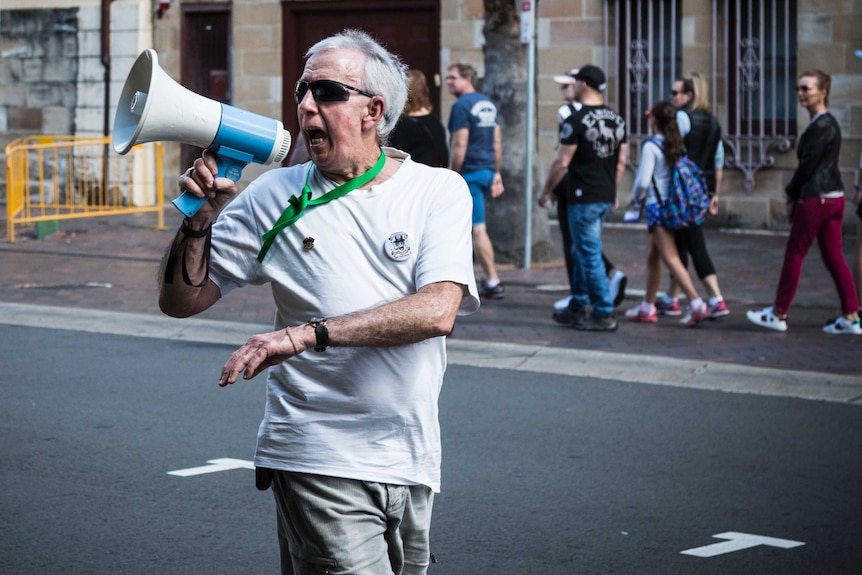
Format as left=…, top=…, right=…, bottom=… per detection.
left=625, top=303, right=657, bottom=323
left=655, top=297, right=681, bottom=316
left=708, top=299, right=730, bottom=319
left=680, top=302, right=709, bottom=327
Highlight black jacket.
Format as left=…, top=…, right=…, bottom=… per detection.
left=683, top=109, right=722, bottom=194
left=785, top=112, right=844, bottom=202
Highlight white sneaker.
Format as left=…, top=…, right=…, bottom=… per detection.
left=554, top=294, right=573, bottom=312
left=746, top=306, right=788, bottom=332
left=823, top=317, right=862, bottom=335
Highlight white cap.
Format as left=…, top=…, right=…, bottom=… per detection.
left=553, top=68, right=579, bottom=85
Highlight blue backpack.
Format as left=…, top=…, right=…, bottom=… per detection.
left=648, top=138, right=711, bottom=229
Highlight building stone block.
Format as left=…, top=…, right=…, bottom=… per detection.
left=549, top=20, right=603, bottom=47
left=0, top=84, right=28, bottom=107
left=0, top=108, right=7, bottom=132
left=77, top=82, right=104, bottom=107
left=42, top=106, right=72, bottom=134
left=111, top=30, right=143, bottom=58
left=7, top=107, right=43, bottom=131
left=441, top=22, right=478, bottom=51
left=540, top=0, right=584, bottom=18
left=798, top=14, right=833, bottom=44
left=462, top=0, right=484, bottom=20
left=76, top=5, right=101, bottom=30
left=74, top=107, right=105, bottom=135
left=111, top=2, right=145, bottom=33
left=43, top=58, right=77, bottom=83
left=236, top=3, right=280, bottom=27
left=723, top=197, right=771, bottom=230
left=77, top=29, right=101, bottom=56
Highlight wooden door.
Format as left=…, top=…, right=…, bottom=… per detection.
left=180, top=5, right=232, bottom=170
left=281, top=0, right=441, bottom=139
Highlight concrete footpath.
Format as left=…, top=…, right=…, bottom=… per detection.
left=1, top=210, right=860, bottom=403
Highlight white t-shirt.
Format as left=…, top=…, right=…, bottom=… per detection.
left=208, top=148, right=479, bottom=492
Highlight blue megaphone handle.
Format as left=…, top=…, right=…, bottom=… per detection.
left=171, top=148, right=253, bottom=218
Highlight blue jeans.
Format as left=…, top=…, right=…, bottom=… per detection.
left=567, top=201, right=614, bottom=317
left=272, top=471, right=434, bottom=575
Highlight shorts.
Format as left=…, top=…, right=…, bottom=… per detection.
left=461, top=169, right=496, bottom=226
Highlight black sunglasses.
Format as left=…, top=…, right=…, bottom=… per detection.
left=670, top=90, right=689, bottom=96
left=795, top=85, right=812, bottom=92
left=294, top=79, right=375, bottom=104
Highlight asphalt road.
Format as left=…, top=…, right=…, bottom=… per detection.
left=2, top=324, right=860, bottom=574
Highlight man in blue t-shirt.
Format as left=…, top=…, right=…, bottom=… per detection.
left=539, top=65, right=628, bottom=332
left=446, top=63, right=505, bottom=299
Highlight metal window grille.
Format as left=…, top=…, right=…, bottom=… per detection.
left=724, top=0, right=796, bottom=192
left=611, top=0, right=797, bottom=192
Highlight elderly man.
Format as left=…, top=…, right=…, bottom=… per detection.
left=159, top=29, right=479, bottom=574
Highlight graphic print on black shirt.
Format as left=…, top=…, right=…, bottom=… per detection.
left=560, top=105, right=627, bottom=204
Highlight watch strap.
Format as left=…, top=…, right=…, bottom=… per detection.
left=308, top=317, right=329, bottom=352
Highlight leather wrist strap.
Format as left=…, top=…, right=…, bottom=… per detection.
left=180, top=218, right=212, bottom=238
left=308, top=317, right=329, bottom=352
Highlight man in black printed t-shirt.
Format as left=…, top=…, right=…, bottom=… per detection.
left=538, top=65, right=628, bottom=332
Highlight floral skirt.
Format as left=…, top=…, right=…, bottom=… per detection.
left=645, top=203, right=663, bottom=229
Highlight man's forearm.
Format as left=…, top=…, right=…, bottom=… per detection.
left=158, top=218, right=221, bottom=318
left=316, top=281, right=465, bottom=349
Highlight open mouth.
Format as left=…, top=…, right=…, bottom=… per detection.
left=306, top=128, right=326, bottom=146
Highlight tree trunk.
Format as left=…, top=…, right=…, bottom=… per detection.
left=481, top=0, right=554, bottom=266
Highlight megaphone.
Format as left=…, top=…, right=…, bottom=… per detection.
left=113, top=49, right=291, bottom=217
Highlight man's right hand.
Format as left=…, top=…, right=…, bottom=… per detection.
left=178, top=150, right=240, bottom=225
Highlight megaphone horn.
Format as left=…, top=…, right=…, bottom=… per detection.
left=113, top=49, right=291, bottom=217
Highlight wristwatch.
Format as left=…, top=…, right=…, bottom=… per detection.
left=308, top=317, right=329, bottom=352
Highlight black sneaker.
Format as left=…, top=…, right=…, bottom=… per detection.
left=573, top=314, right=619, bottom=332
left=553, top=305, right=586, bottom=325
left=479, top=281, right=505, bottom=300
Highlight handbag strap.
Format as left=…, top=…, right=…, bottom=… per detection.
left=646, top=137, right=664, bottom=206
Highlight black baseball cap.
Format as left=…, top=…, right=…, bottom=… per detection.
left=574, top=65, right=607, bottom=92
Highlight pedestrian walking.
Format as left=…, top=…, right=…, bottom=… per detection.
left=538, top=65, right=628, bottom=331
left=159, top=29, right=480, bottom=573
left=655, top=73, right=729, bottom=319
left=747, top=69, right=861, bottom=334
left=624, top=100, right=710, bottom=327
left=854, top=151, right=862, bottom=315
left=539, top=68, right=627, bottom=320
left=446, top=63, right=505, bottom=299
left=388, top=68, right=448, bottom=168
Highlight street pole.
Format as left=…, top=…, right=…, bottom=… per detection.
left=520, top=0, right=536, bottom=269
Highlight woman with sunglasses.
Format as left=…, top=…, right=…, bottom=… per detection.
left=658, top=73, right=729, bottom=320
left=162, top=29, right=480, bottom=573
left=747, top=70, right=860, bottom=334
left=624, top=101, right=709, bottom=327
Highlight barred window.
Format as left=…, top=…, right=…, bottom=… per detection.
left=727, top=0, right=798, bottom=137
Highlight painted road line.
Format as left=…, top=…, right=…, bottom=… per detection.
left=681, top=531, right=805, bottom=557
left=167, top=458, right=255, bottom=477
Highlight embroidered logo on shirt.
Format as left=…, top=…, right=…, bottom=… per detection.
left=385, top=232, right=412, bottom=261
left=302, top=237, right=315, bottom=250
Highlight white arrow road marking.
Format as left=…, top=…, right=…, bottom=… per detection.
left=681, top=532, right=805, bottom=557
left=167, top=458, right=255, bottom=477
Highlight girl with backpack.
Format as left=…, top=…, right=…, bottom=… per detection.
left=624, top=100, right=710, bottom=327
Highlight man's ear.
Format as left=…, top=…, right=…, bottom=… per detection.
left=366, top=97, right=385, bottom=121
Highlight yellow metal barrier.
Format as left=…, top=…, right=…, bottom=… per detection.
left=4, top=136, right=165, bottom=242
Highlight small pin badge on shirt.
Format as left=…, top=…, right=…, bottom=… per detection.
left=302, top=237, right=315, bottom=250
left=385, top=232, right=412, bottom=261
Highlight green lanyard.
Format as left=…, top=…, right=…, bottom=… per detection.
left=257, top=150, right=386, bottom=263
